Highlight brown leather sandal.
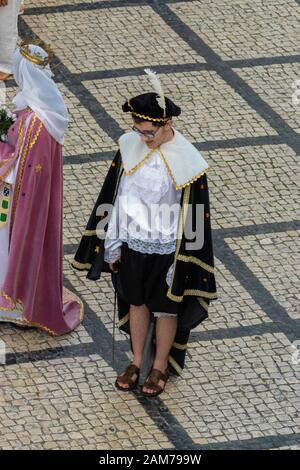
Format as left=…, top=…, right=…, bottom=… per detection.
left=115, top=363, right=140, bottom=391
left=141, top=368, right=169, bottom=397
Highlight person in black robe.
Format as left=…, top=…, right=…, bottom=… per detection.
left=72, top=70, right=218, bottom=397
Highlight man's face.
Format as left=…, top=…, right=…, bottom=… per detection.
left=132, top=119, right=172, bottom=148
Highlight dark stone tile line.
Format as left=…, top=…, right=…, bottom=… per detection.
left=194, top=135, right=287, bottom=151
left=214, top=220, right=300, bottom=239
left=67, top=63, right=214, bottom=83
left=5, top=55, right=300, bottom=92
left=21, top=4, right=300, bottom=156
left=2, top=318, right=289, bottom=364
left=55, top=52, right=300, bottom=86
left=214, top=235, right=299, bottom=343
left=19, top=19, right=299, bottom=154
left=190, top=321, right=284, bottom=343
left=189, top=432, right=300, bottom=450
left=23, top=0, right=148, bottom=15
left=64, top=150, right=116, bottom=165
left=3, top=250, right=297, bottom=449
left=61, top=279, right=197, bottom=450
left=227, top=54, right=300, bottom=68
left=65, top=81, right=122, bottom=142
left=4, top=341, right=96, bottom=366
left=13, top=5, right=299, bottom=451
left=23, top=0, right=197, bottom=16
left=62, top=280, right=130, bottom=369
left=63, top=220, right=300, bottom=258
left=62, top=135, right=287, bottom=166
left=3, top=278, right=298, bottom=449
left=8, top=277, right=292, bottom=450
left=150, top=2, right=300, bottom=156
left=6, top=14, right=208, bottom=452
left=19, top=18, right=123, bottom=142
left=63, top=220, right=300, bottom=345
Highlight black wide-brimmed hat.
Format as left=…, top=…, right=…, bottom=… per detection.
left=122, top=92, right=181, bottom=123
left=122, top=69, right=181, bottom=123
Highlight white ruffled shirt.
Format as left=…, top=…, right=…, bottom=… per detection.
left=104, top=128, right=209, bottom=288
left=104, top=149, right=182, bottom=264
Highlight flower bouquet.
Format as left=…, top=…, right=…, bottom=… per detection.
left=0, top=106, right=16, bottom=143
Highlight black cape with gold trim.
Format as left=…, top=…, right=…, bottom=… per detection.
left=72, top=150, right=218, bottom=375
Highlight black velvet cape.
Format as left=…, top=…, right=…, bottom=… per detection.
left=72, top=150, right=218, bottom=374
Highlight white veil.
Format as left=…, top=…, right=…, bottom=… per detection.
left=12, top=45, right=69, bottom=144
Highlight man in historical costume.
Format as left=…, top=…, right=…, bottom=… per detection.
left=0, top=0, right=22, bottom=81
left=73, top=70, right=217, bottom=396
left=0, top=40, right=83, bottom=334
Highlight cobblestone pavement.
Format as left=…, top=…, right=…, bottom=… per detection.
left=0, top=0, right=300, bottom=450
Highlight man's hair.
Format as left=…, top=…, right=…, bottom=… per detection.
left=132, top=116, right=166, bottom=127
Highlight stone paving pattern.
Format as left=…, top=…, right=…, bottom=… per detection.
left=0, top=0, right=300, bottom=450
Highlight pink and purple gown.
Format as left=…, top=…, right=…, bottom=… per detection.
left=0, top=108, right=83, bottom=335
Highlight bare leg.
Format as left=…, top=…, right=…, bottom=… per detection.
left=116, top=303, right=150, bottom=389
left=142, top=315, right=178, bottom=394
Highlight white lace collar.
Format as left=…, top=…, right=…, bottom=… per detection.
left=119, top=129, right=209, bottom=189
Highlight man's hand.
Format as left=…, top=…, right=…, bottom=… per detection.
left=0, top=1, right=9, bottom=7
left=109, top=259, right=120, bottom=273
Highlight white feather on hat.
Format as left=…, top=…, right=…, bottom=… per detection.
left=144, top=68, right=166, bottom=117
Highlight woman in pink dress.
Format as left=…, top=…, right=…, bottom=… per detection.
left=0, top=42, right=83, bottom=335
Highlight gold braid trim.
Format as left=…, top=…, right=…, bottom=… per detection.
left=166, top=184, right=217, bottom=303
left=1, top=293, right=84, bottom=335
left=176, top=254, right=215, bottom=274
left=0, top=290, right=23, bottom=307
left=168, top=290, right=218, bottom=303
left=0, top=316, right=59, bottom=335
left=121, top=146, right=208, bottom=189
left=168, top=355, right=183, bottom=375
left=10, top=114, right=38, bottom=227
left=128, top=99, right=168, bottom=123
left=157, top=148, right=209, bottom=190
left=118, top=312, right=129, bottom=328
left=22, top=319, right=60, bottom=336
left=131, top=111, right=168, bottom=123
left=172, top=341, right=188, bottom=350
left=123, top=146, right=159, bottom=176
left=29, top=119, right=43, bottom=150
left=176, top=168, right=209, bottom=190
left=71, top=259, right=92, bottom=270
left=0, top=158, right=9, bottom=168
left=198, top=297, right=209, bottom=312
left=83, top=229, right=97, bottom=236
left=156, top=148, right=177, bottom=187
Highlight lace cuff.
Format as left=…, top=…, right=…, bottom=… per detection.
left=104, top=247, right=121, bottom=264
left=125, top=237, right=176, bottom=255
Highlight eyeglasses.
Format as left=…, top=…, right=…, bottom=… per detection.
left=132, top=125, right=161, bottom=139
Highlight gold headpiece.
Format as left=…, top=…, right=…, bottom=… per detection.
left=19, top=38, right=53, bottom=67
